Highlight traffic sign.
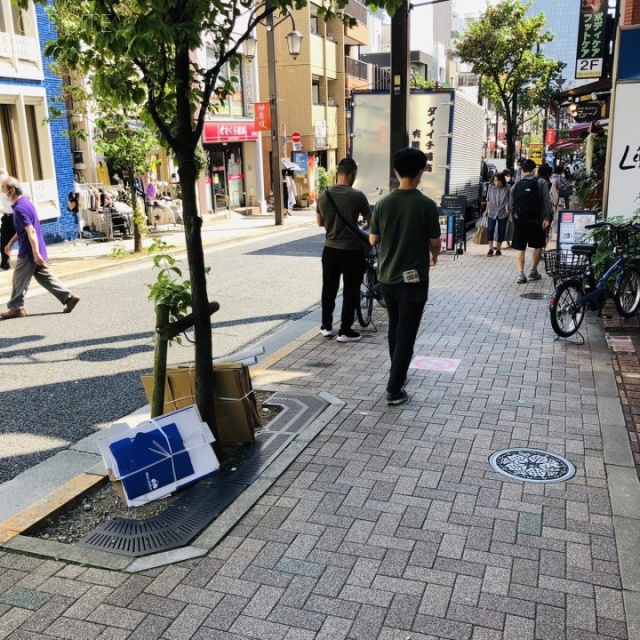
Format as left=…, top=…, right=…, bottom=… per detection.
left=291, top=131, right=301, bottom=143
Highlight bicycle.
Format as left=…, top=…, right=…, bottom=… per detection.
left=357, top=245, right=387, bottom=327
left=544, top=221, right=640, bottom=340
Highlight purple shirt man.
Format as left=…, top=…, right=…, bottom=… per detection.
left=1, top=176, right=79, bottom=319
left=13, top=196, right=48, bottom=262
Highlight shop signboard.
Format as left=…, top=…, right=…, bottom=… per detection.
left=575, top=0, right=607, bottom=79
left=291, top=151, right=308, bottom=174
left=574, top=101, right=601, bottom=123
left=557, top=210, right=597, bottom=251
left=529, top=143, right=544, bottom=165
left=254, top=102, right=270, bottom=132
left=607, top=83, right=640, bottom=220
left=440, top=195, right=466, bottom=252
left=202, top=121, right=259, bottom=143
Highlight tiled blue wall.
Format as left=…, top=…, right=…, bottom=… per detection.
left=0, top=1, right=76, bottom=243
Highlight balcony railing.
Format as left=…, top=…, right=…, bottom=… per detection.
left=345, top=56, right=368, bottom=80
left=345, top=0, right=368, bottom=25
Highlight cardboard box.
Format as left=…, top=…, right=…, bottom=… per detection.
left=141, top=363, right=261, bottom=445
left=98, top=405, right=220, bottom=507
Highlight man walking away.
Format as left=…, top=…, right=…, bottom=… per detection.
left=317, top=157, right=371, bottom=342
left=1, top=176, right=80, bottom=319
left=369, top=148, right=441, bottom=406
left=510, top=159, right=552, bottom=284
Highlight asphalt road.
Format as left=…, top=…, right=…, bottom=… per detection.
left=0, top=226, right=325, bottom=483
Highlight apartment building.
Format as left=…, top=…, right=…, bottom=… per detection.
left=257, top=0, right=370, bottom=200
left=0, top=0, right=74, bottom=241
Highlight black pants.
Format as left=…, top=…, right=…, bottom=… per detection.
left=321, top=246, right=366, bottom=331
left=381, top=280, right=429, bottom=394
left=0, top=214, right=15, bottom=268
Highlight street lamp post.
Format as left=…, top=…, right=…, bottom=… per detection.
left=243, top=4, right=302, bottom=226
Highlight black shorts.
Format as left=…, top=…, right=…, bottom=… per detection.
left=512, top=221, right=546, bottom=250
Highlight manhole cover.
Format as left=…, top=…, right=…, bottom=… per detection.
left=489, top=448, right=575, bottom=483
left=520, top=292, right=551, bottom=300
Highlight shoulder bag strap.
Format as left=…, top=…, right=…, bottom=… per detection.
left=324, top=190, right=370, bottom=247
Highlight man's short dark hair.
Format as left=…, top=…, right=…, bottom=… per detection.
left=522, top=158, right=537, bottom=173
left=337, top=157, right=358, bottom=176
left=537, top=164, right=552, bottom=179
left=393, top=148, right=427, bottom=179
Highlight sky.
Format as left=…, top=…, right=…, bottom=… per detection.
left=454, top=0, right=496, bottom=16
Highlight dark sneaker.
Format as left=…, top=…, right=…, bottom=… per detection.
left=517, top=274, right=527, bottom=284
left=385, top=390, right=409, bottom=406
left=319, top=326, right=334, bottom=338
left=495, top=250, right=502, bottom=256
left=337, top=329, right=361, bottom=342
left=528, top=271, right=542, bottom=281
left=487, top=249, right=494, bottom=256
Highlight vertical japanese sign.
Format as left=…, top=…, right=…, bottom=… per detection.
left=409, top=94, right=451, bottom=204
left=529, top=143, right=544, bottom=165
left=254, top=102, right=271, bottom=132
left=607, top=83, right=640, bottom=220
left=575, top=1, right=607, bottom=79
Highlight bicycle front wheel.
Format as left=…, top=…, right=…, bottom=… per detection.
left=549, top=280, right=586, bottom=338
left=357, top=266, right=375, bottom=327
left=614, top=266, right=640, bottom=318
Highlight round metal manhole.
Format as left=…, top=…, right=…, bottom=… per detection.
left=489, top=448, right=576, bottom=483
left=520, top=292, right=551, bottom=300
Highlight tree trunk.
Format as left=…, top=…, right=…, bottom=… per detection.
left=505, top=93, right=517, bottom=172
left=169, top=43, right=217, bottom=450
left=178, top=156, right=218, bottom=447
left=130, top=171, right=142, bottom=253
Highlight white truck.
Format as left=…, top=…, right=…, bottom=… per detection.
left=349, top=89, right=486, bottom=221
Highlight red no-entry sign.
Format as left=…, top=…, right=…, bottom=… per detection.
left=291, top=131, right=301, bottom=143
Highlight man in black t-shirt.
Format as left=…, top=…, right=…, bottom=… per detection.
left=370, top=148, right=442, bottom=406
left=317, top=158, right=371, bottom=342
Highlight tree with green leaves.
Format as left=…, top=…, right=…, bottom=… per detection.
left=36, top=0, right=403, bottom=443
left=94, top=111, right=158, bottom=253
left=452, top=0, right=564, bottom=170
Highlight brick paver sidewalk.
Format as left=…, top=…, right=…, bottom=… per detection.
left=1, top=242, right=638, bottom=640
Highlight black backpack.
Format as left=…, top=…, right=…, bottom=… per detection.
left=512, top=178, right=542, bottom=223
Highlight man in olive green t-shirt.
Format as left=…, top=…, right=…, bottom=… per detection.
left=369, top=148, right=441, bottom=406
left=317, top=158, right=371, bottom=342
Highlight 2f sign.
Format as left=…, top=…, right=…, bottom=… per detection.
left=576, top=58, right=603, bottom=79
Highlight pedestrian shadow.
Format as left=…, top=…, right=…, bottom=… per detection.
left=77, top=344, right=154, bottom=362
left=245, top=235, right=324, bottom=257
left=0, top=335, right=44, bottom=349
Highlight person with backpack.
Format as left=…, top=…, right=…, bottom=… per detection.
left=509, top=159, right=552, bottom=284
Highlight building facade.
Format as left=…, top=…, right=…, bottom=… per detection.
left=0, top=0, right=75, bottom=242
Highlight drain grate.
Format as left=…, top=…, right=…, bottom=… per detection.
left=520, top=292, right=551, bottom=300
left=78, top=391, right=329, bottom=557
left=489, top=448, right=575, bottom=483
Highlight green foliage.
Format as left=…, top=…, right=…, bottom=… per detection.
left=317, top=167, right=332, bottom=195
left=411, top=77, right=437, bottom=90
left=452, top=0, right=564, bottom=167
left=107, top=244, right=129, bottom=259
left=147, top=239, right=192, bottom=336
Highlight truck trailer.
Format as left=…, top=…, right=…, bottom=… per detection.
left=349, top=88, right=486, bottom=223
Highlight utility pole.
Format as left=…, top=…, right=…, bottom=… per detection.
left=389, top=0, right=410, bottom=183
left=267, top=0, right=284, bottom=226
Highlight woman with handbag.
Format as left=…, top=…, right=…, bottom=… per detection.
left=483, top=172, right=511, bottom=256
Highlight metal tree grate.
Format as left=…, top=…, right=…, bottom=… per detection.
left=78, top=391, right=329, bottom=557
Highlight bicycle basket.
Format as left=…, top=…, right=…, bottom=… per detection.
left=543, top=250, right=588, bottom=278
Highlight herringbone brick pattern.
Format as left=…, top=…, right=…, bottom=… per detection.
left=0, top=245, right=628, bottom=639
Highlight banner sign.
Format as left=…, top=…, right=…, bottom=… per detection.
left=291, top=151, right=309, bottom=174
left=607, top=83, right=640, bottom=220
left=545, top=129, right=557, bottom=145
left=575, top=1, right=607, bottom=79
left=254, top=102, right=271, bottom=132
left=529, top=143, right=544, bottom=165
left=203, top=121, right=259, bottom=143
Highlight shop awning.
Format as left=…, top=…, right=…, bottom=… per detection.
left=549, top=139, right=585, bottom=153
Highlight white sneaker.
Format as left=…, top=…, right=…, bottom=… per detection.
left=319, top=326, right=335, bottom=338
